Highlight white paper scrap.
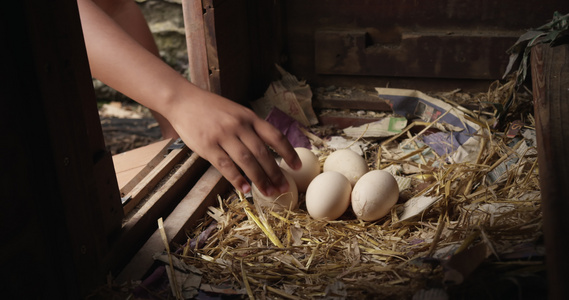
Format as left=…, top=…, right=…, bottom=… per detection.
left=399, top=195, right=443, bottom=221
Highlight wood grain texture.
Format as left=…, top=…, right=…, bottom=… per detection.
left=107, top=153, right=210, bottom=276
left=182, top=0, right=210, bottom=91
left=315, top=29, right=517, bottom=79
left=113, top=138, right=173, bottom=193
left=122, top=146, right=190, bottom=214
left=1, top=0, right=123, bottom=297
left=531, top=43, right=569, bottom=300
left=116, top=166, right=230, bottom=282
left=285, top=0, right=569, bottom=89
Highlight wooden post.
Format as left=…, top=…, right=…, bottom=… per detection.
left=1, top=0, right=123, bottom=298
left=181, top=0, right=285, bottom=103
left=182, top=0, right=212, bottom=91
left=531, top=43, right=569, bottom=300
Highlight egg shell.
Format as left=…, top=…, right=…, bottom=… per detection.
left=305, top=171, right=352, bottom=220
left=252, top=169, right=298, bottom=211
left=351, top=170, right=399, bottom=221
left=323, top=149, right=368, bottom=186
left=280, top=147, right=321, bottom=192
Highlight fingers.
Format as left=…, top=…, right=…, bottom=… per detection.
left=206, top=146, right=252, bottom=194
left=254, top=119, right=302, bottom=171
left=218, top=135, right=288, bottom=197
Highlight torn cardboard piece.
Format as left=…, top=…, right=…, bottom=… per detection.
left=251, top=65, right=318, bottom=127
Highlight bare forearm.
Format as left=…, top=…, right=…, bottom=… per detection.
left=77, top=0, right=192, bottom=115
left=76, top=0, right=301, bottom=197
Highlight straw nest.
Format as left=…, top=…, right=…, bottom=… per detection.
left=175, top=78, right=542, bottom=299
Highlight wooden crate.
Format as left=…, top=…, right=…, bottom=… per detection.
left=3, top=0, right=568, bottom=298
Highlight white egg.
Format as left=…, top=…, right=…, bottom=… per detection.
left=323, top=149, right=368, bottom=186
left=351, top=170, right=399, bottom=221
left=280, top=147, right=321, bottom=192
left=252, top=169, right=298, bottom=211
left=305, top=171, right=352, bottom=220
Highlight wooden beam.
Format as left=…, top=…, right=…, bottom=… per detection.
left=122, top=144, right=190, bottom=214
left=1, top=0, right=122, bottom=297
left=182, top=0, right=211, bottom=91
left=107, top=153, right=210, bottom=276
left=313, top=88, right=392, bottom=111
left=113, top=138, right=173, bottom=193
left=315, top=29, right=517, bottom=80
left=531, top=43, right=569, bottom=300
left=116, top=166, right=231, bottom=282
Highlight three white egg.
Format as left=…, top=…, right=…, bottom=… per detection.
left=255, top=147, right=400, bottom=222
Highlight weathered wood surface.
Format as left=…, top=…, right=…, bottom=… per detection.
left=313, top=87, right=391, bottom=111
left=182, top=0, right=211, bottom=91
left=116, top=166, right=231, bottom=282
left=285, top=0, right=569, bottom=90
left=315, top=29, right=517, bottom=80
left=113, top=138, right=173, bottom=193
left=183, top=0, right=285, bottom=102
left=122, top=144, right=190, bottom=214
left=1, top=0, right=123, bottom=297
left=108, top=153, right=210, bottom=276
left=531, top=43, right=569, bottom=300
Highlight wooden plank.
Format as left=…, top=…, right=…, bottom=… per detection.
left=93, top=151, right=125, bottom=239
left=313, top=87, right=392, bottom=111
left=182, top=0, right=210, bottom=91
left=116, top=166, right=231, bottom=282
left=1, top=0, right=122, bottom=297
left=318, top=114, right=384, bottom=130
left=122, top=144, right=189, bottom=214
left=112, top=138, right=172, bottom=194
left=107, top=153, right=210, bottom=275
left=531, top=43, right=569, bottom=300
left=314, top=29, right=517, bottom=80
left=283, top=0, right=569, bottom=89
left=202, top=0, right=222, bottom=95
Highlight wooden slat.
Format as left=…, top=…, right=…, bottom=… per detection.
left=122, top=145, right=189, bottom=214
left=531, top=43, right=569, bottom=300
left=182, top=0, right=211, bottom=91
left=113, top=138, right=173, bottom=194
left=116, top=166, right=231, bottom=282
left=318, top=114, right=384, bottom=130
left=313, top=88, right=392, bottom=111
left=314, top=29, right=517, bottom=80
left=202, top=0, right=222, bottom=95
left=107, top=153, right=210, bottom=275
left=284, top=0, right=569, bottom=89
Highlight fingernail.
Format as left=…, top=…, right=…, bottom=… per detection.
left=265, top=185, right=276, bottom=197
left=293, top=158, right=302, bottom=170
left=241, top=183, right=251, bottom=193
left=277, top=179, right=289, bottom=194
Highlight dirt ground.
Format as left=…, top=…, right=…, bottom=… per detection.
left=98, top=101, right=163, bottom=155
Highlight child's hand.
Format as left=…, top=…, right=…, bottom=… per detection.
left=166, top=88, right=302, bottom=196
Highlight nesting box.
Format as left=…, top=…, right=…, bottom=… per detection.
left=3, top=0, right=568, bottom=299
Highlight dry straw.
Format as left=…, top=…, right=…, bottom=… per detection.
left=176, top=78, right=541, bottom=299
